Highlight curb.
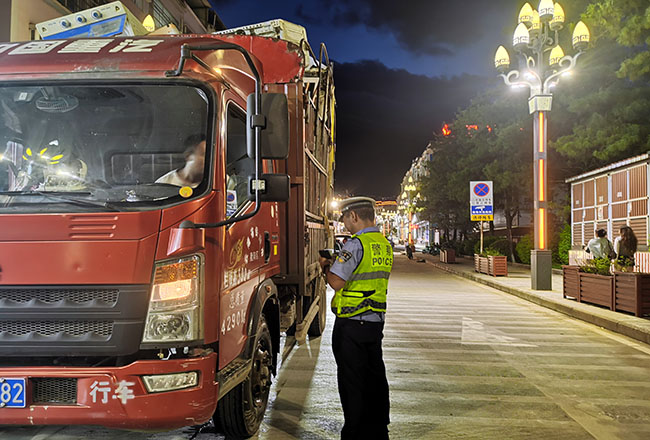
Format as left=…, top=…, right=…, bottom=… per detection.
left=428, top=260, right=650, bottom=346
left=454, top=255, right=563, bottom=275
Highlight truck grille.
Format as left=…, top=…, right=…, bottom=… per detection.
left=0, top=284, right=150, bottom=357
left=32, top=378, right=77, bottom=404
left=0, top=321, right=113, bottom=337
left=0, top=288, right=119, bottom=306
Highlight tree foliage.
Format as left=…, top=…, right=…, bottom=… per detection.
left=550, top=0, right=650, bottom=176
left=583, top=0, right=650, bottom=81
left=420, top=88, right=531, bottom=255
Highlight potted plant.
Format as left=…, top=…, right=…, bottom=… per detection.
left=578, top=258, right=614, bottom=309
left=474, top=248, right=507, bottom=276
left=440, top=242, right=456, bottom=263
left=474, top=253, right=487, bottom=273
left=613, top=259, right=650, bottom=317
left=562, top=265, right=580, bottom=300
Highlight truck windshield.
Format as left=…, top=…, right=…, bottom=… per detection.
left=0, top=83, right=210, bottom=212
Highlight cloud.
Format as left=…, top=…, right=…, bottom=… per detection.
left=297, top=0, right=514, bottom=57
left=333, top=60, right=494, bottom=197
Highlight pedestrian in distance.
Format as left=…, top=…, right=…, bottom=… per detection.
left=585, top=229, right=615, bottom=260
left=614, top=226, right=638, bottom=269
left=405, top=240, right=414, bottom=260
left=319, top=196, right=393, bottom=440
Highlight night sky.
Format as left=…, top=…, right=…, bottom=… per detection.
left=213, top=0, right=520, bottom=198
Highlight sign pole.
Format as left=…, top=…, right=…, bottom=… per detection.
left=470, top=181, right=493, bottom=255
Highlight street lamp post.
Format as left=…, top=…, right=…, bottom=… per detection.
left=494, top=1, right=589, bottom=290
left=404, top=177, right=418, bottom=245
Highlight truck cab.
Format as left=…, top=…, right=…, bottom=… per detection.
left=0, top=26, right=335, bottom=438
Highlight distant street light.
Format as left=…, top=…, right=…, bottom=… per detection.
left=494, top=1, right=589, bottom=290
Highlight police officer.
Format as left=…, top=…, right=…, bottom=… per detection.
left=319, top=196, right=393, bottom=439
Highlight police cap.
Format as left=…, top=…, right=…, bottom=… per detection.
left=338, top=196, right=376, bottom=220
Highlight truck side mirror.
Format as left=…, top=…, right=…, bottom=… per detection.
left=247, top=93, right=289, bottom=160
left=248, top=173, right=290, bottom=202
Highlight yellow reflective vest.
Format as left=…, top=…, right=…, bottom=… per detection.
left=331, top=231, right=393, bottom=318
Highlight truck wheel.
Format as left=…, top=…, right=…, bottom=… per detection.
left=307, top=276, right=327, bottom=337
left=216, top=315, right=273, bottom=438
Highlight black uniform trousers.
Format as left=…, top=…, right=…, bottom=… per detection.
left=332, top=316, right=390, bottom=440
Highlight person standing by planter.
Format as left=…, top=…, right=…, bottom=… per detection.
left=614, top=226, right=638, bottom=269
left=585, top=229, right=616, bottom=260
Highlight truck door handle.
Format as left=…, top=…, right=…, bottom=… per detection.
left=264, top=232, right=271, bottom=263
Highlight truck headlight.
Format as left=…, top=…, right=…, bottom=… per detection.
left=141, top=255, right=203, bottom=344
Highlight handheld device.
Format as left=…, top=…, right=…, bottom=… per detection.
left=319, top=249, right=334, bottom=259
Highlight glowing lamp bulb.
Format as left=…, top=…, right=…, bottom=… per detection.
left=518, top=3, right=534, bottom=26
left=572, top=21, right=590, bottom=51
left=143, top=15, right=156, bottom=32
left=538, top=0, right=554, bottom=22
left=550, top=3, right=565, bottom=31
left=529, top=10, right=541, bottom=36
left=494, top=45, right=510, bottom=73
left=513, top=23, right=530, bottom=51
left=549, top=44, right=565, bottom=67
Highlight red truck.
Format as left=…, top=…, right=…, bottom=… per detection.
left=0, top=19, right=335, bottom=438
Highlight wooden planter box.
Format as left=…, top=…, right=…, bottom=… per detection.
left=562, top=266, right=580, bottom=300
left=579, top=272, right=614, bottom=310
left=440, top=249, right=456, bottom=263
left=474, top=255, right=507, bottom=276
left=613, top=272, right=650, bottom=317
left=474, top=254, right=486, bottom=273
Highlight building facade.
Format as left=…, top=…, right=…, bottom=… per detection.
left=375, top=200, right=397, bottom=239
left=396, top=143, right=433, bottom=246
left=567, top=153, right=650, bottom=270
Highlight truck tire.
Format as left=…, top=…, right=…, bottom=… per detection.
left=216, top=315, right=273, bottom=438
left=307, top=276, right=327, bottom=337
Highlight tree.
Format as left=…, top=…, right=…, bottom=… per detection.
left=551, top=37, right=650, bottom=176
left=420, top=88, right=532, bottom=260
left=583, top=0, right=650, bottom=81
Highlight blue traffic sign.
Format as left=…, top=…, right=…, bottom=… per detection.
left=471, top=205, right=493, bottom=215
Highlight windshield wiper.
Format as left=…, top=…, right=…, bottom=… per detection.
left=0, top=191, right=122, bottom=211
left=0, top=191, right=92, bottom=196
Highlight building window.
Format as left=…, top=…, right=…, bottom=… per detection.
left=131, top=0, right=148, bottom=13
left=152, top=0, right=179, bottom=29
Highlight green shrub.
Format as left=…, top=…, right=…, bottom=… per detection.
left=614, top=256, right=634, bottom=271
left=440, top=241, right=457, bottom=251
left=489, top=239, right=512, bottom=259
left=461, top=239, right=477, bottom=255
left=579, top=257, right=612, bottom=276
left=483, top=247, right=505, bottom=256
left=516, top=234, right=533, bottom=264
left=556, top=224, right=571, bottom=265
left=473, top=236, right=504, bottom=254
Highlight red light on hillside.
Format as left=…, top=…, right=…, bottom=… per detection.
left=487, top=125, right=493, bottom=132
left=466, top=124, right=478, bottom=131
left=442, top=123, right=451, bottom=136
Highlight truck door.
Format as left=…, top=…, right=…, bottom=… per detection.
left=219, top=102, right=262, bottom=368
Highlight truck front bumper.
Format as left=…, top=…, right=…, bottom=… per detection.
left=0, top=353, right=218, bottom=430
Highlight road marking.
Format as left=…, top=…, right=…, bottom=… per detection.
left=461, top=317, right=537, bottom=347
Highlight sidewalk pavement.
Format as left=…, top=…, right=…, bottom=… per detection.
left=419, top=253, right=650, bottom=346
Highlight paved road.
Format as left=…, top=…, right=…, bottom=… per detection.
left=2, top=255, right=650, bottom=439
